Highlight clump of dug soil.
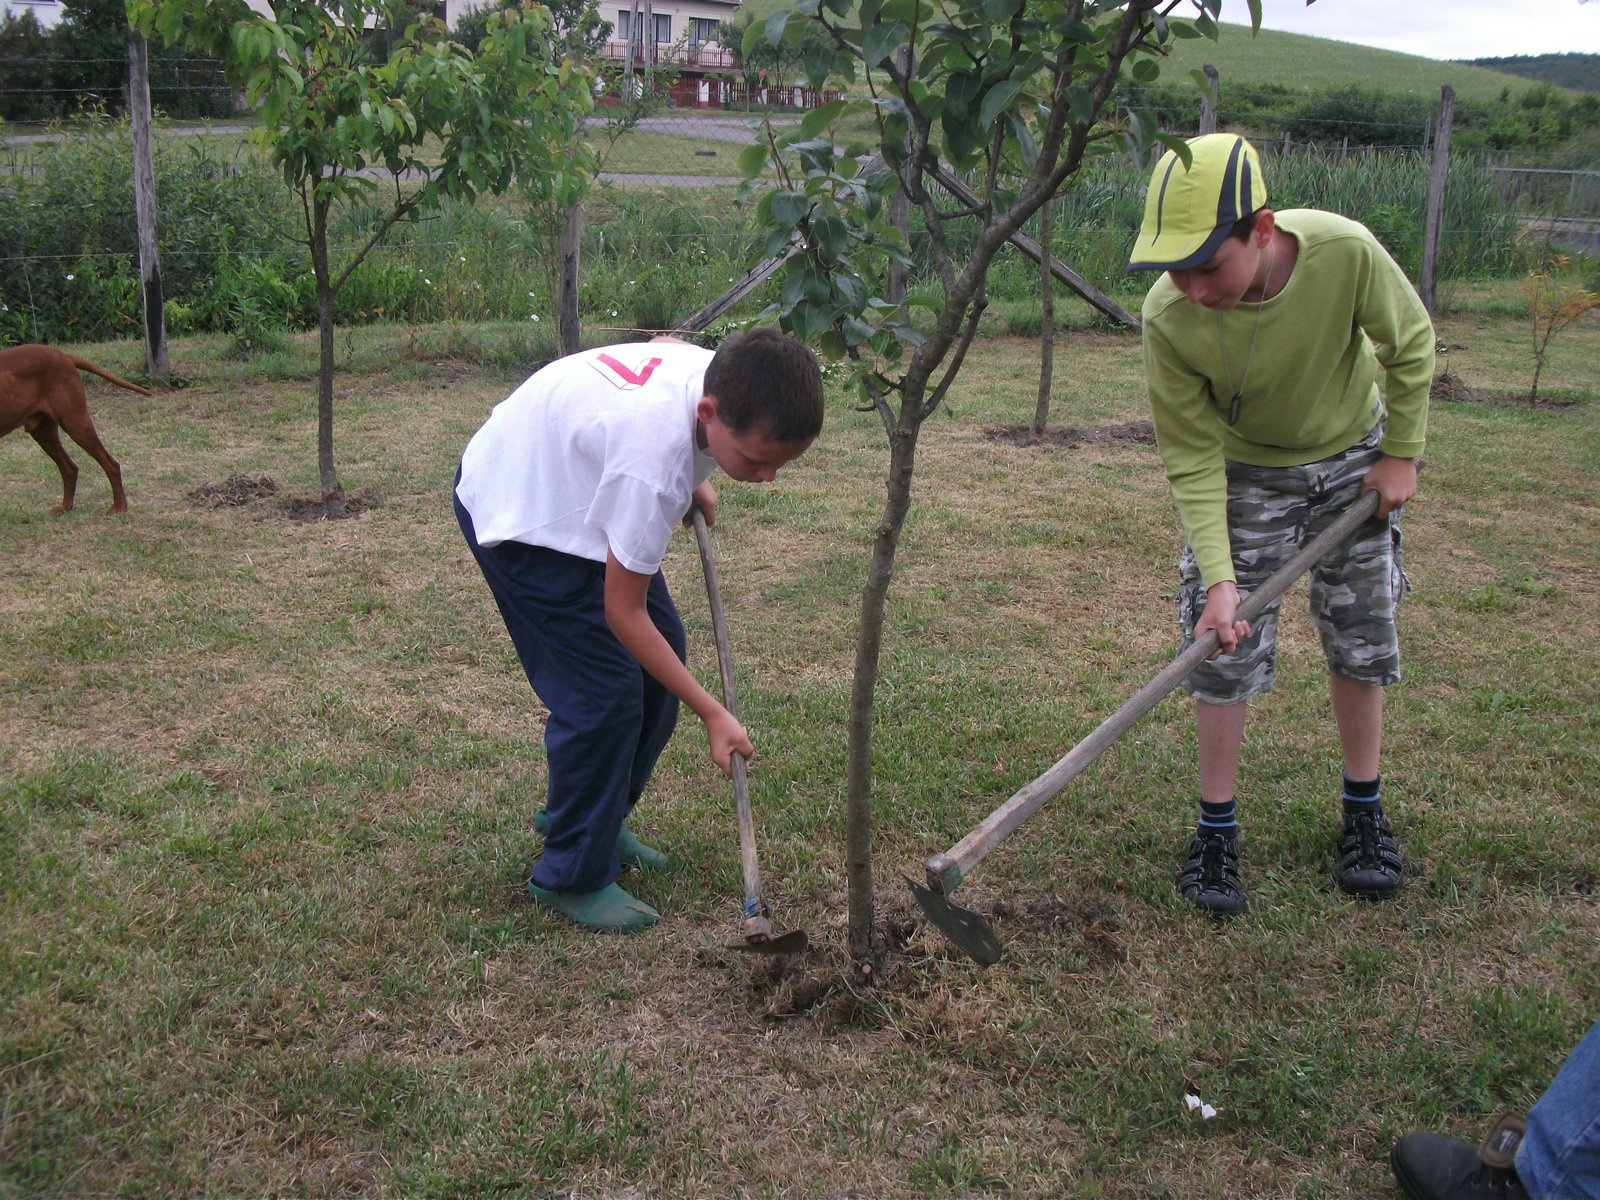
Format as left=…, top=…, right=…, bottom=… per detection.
left=985, top=419, right=1157, bottom=450
left=186, top=474, right=280, bottom=508
left=184, top=474, right=371, bottom=520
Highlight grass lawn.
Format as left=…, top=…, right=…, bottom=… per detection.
left=1, top=299, right=1596, bottom=1198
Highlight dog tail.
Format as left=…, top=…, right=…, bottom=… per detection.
left=67, top=355, right=154, bottom=398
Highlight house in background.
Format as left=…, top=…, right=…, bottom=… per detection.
left=0, top=0, right=64, bottom=29
left=447, top=0, right=747, bottom=108
left=3, top=0, right=827, bottom=112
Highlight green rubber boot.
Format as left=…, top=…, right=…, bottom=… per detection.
left=615, top=825, right=669, bottom=871
left=533, top=811, right=669, bottom=870
left=526, top=881, right=660, bottom=932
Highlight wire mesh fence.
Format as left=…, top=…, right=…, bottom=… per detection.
left=0, top=93, right=1564, bottom=348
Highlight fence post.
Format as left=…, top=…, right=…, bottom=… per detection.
left=1198, top=65, right=1219, bottom=135
left=1420, top=84, right=1455, bottom=315
left=558, top=205, right=582, bottom=355
left=127, top=26, right=169, bottom=387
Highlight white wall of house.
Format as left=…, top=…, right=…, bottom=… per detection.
left=607, top=0, right=737, bottom=46
left=1, top=0, right=64, bottom=30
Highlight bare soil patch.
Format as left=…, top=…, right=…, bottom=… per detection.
left=185, top=473, right=372, bottom=520
left=1431, top=372, right=1583, bottom=412
left=983, top=419, right=1157, bottom=449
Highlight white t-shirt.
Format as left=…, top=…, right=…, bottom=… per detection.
left=456, top=342, right=719, bottom=575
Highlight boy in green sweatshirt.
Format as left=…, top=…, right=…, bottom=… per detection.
left=1128, top=133, right=1435, bottom=916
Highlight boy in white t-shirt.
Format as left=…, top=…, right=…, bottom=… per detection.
left=454, top=327, right=824, bottom=932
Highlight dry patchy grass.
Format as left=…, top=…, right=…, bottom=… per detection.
left=1, top=317, right=1597, bottom=1199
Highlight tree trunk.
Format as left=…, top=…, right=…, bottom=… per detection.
left=310, top=200, right=346, bottom=518
left=845, top=413, right=921, bottom=974
left=559, top=203, right=582, bottom=355
left=1032, top=197, right=1055, bottom=439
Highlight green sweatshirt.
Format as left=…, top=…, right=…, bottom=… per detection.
left=1141, top=208, right=1435, bottom=588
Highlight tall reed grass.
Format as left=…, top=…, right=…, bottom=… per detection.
left=966, top=146, right=1524, bottom=306
left=0, top=121, right=1527, bottom=348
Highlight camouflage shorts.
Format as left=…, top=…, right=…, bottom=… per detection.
left=1176, top=424, right=1409, bottom=705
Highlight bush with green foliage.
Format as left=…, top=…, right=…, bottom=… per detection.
left=0, top=114, right=300, bottom=342
left=0, top=0, right=231, bottom=121
left=0, top=121, right=1528, bottom=348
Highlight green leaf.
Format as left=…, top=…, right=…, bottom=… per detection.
left=981, top=0, right=1021, bottom=22
left=835, top=272, right=868, bottom=310
left=800, top=99, right=849, bottom=138
left=738, top=141, right=770, bottom=178
left=769, top=190, right=812, bottom=229
left=810, top=213, right=851, bottom=263
left=943, top=70, right=980, bottom=120
left=1004, top=111, right=1037, bottom=169
left=861, top=20, right=908, bottom=67
left=1064, top=85, right=1093, bottom=124
left=841, top=315, right=876, bottom=346
left=1131, top=57, right=1160, bottom=83
left=742, top=19, right=768, bottom=57
left=978, top=79, right=1023, bottom=129
left=804, top=44, right=837, bottom=89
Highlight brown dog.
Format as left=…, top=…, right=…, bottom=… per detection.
left=1, top=343, right=149, bottom=513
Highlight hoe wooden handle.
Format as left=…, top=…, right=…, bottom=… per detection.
left=925, top=490, right=1383, bottom=895
left=691, top=508, right=772, bottom=940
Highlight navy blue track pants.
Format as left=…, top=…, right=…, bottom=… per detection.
left=454, top=482, right=685, bottom=893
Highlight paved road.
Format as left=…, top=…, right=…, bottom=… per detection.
left=2, top=115, right=777, bottom=187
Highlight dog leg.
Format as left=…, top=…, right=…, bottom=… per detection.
left=27, top=419, right=79, bottom=514
left=54, top=389, right=127, bottom=514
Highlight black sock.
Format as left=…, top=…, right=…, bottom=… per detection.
left=1343, top=774, right=1381, bottom=816
left=1198, top=798, right=1237, bottom=835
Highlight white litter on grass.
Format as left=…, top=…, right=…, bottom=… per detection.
left=1184, top=1093, right=1219, bottom=1120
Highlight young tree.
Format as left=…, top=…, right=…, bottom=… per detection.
left=1524, top=251, right=1599, bottom=403
left=740, top=0, right=1258, bottom=969
left=130, top=0, right=592, bottom=515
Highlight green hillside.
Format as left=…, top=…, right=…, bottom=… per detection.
left=732, top=6, right=1558, bottom=106
left=1155, top=22, right=1569, bottom=105
left=1465, top=52, right=1600, bottom=94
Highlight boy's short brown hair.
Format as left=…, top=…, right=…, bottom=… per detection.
left=704, top=327, right=824, bottom=445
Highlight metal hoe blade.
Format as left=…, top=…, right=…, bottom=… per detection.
left=730, top=922, right=810, bottom=956
left=904, top=874, right=1003, bottom=965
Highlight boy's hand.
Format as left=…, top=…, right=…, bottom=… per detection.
left=705, top=707, right=753, bottom=777
left=1198, top=581, right=1251, bottom=658
left=1361, top=454, right=1418, bottom=517
left=686, top=481, right=717, bottom=527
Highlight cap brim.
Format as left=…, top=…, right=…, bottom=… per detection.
left=1127, top=219, right=1237, bottom=273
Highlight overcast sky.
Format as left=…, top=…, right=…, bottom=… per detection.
left=1251, top=0, right=1600, bottom=60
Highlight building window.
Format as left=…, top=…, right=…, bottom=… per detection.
left=615, top=9, right=670, bottom=45
left=690, top=17, right=719, bottom=44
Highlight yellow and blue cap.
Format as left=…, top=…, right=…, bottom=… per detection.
left=1128, top=134, right=1267, bottom=272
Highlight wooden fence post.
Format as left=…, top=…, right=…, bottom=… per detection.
left=558, top=205, right=582, bottom=356
left=127, top=26, right=169, bottom=386
left=1420, top=84, right=1455, bottom=315
left=1198, top=65, right=1219, bottom=135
